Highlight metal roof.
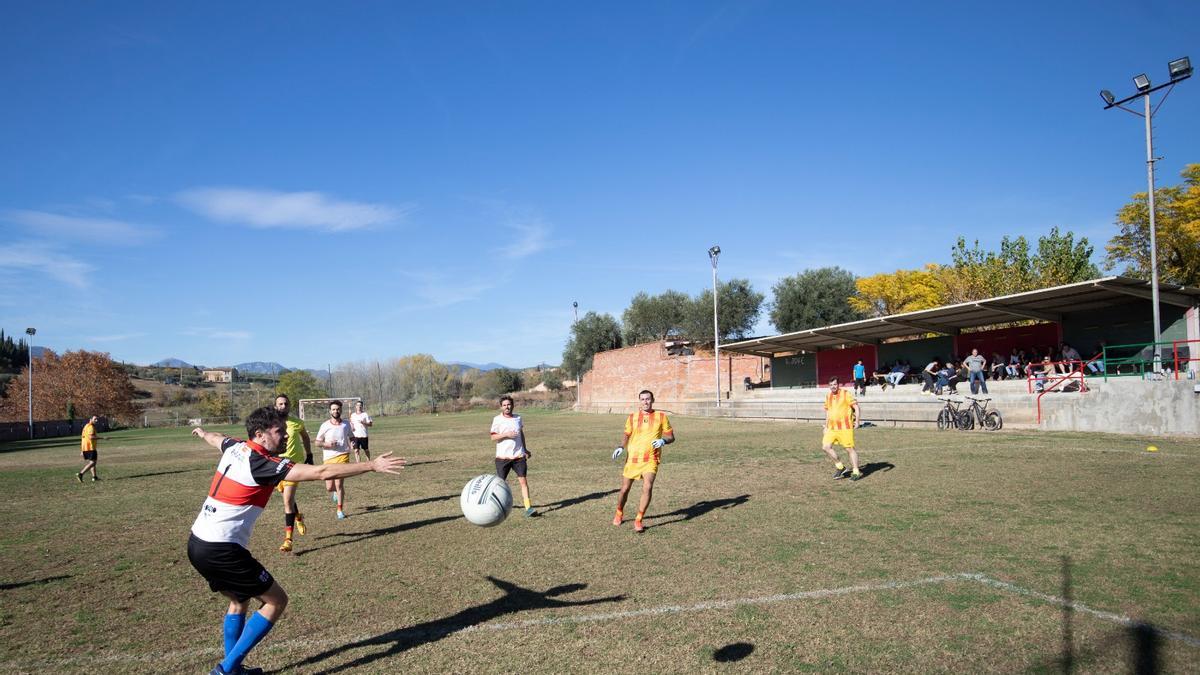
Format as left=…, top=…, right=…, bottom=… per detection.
left=722, top=276, right=1200, bottom=357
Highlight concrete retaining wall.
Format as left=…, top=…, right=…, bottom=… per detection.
left=1041, top=378, right=1200, bottom=436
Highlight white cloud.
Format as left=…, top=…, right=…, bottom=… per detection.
left=176, top=187, right=409, bottom=232
left=3, top=210, right=157, bottom=245
left=498, top=220, right=553, bottom=259
left=0, top=242, right=93, bottom=288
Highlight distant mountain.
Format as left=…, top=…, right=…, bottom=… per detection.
left=153, top=357, right=192, bottom=368
left=447, top=361, right=512, bottom=373
left=234, top=361, right=289, bottom=375
left=30, top=346, right=48, bottom=358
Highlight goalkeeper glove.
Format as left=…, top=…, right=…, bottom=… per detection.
left=611, top=447, right=624, bottom=461
left=651, top=438, right=665, bottom=449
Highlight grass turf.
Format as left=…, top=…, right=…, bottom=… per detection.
left=0, top=410, right=1197, bottom=673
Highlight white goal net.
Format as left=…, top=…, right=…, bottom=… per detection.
left=298, top=397, right=363, bottom=421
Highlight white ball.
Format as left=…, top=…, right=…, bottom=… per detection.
left=460, top=474, right=513, bottom=527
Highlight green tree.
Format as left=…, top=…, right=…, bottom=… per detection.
left=540, top=369, right=564, bottom=391
left=1033, top=226, right=1099, bottom=287
left=621, top=290, right=691, bottom=345
left=275, top=370, right=328, bottom=405
left=198, top=390, right=234, bottom=419
left=562, top=311, right=622, bottom=378
left=770, top=267, right=863, bottom=332
left=1105, top=163, right=1200, bottom=286
left=684, top=278, right=765, bottom=340
left=478, top=368, right=524, bottom=398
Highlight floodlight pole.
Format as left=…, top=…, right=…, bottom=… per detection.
left=709, top=246, right=721, bottom=408
left=25, top=327, right=35, bottom=440
left=1101, top=58, right=1191, bottom=373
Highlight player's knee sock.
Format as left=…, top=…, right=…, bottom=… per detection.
left=284, top=512, right=296, bottom=538
left=221, top=611, right=273, bottom=673
left=222, top=612, right=246, bottom=658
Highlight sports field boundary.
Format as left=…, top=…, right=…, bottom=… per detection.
left=6, top=572, right=1196, bottom=670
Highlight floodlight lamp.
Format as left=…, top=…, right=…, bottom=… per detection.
left=1168, top=56, right=1192, bottom=80
left=1133, top=73, right=1151, bottom=91
left=708, top=245, right=721, bottom=257
left=1100, top=89, right=1115, bottom=105
left=25, top=327, right=35, bottom=336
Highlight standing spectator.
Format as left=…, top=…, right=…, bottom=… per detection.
left=76, top=415, right=101, bottom=483
left=963, top=348, right=988, bottom=394
left=852, top=359, right=867, bottom=396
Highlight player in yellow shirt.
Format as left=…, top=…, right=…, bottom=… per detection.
left=76, top=415, right=101, bottom=482
left=273, top=395, right=313, bottom=553
left=821, top=377, right=862, bottom=481
left=611, top=390, right=674, bottom=533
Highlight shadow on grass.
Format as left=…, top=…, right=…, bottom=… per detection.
left=713, top=642, right=754, bottom=662
left=361, top=494, right=456, bottom=514
left=279, top=576, right=624, bottom=673
left=538, top=489, right=619, bottom=514
left=0, top=438, right=80, bottom=453
left=111, top=468, right=208, bottom=481
left=645, top=494, right=750, bottom=530
left=858, top=461, right=894, bottom=479
left=0, top=575, right=72, bottom=591
left=401, top=459, right=449, bottom=468
left=294, top=515, right=459, bottom=557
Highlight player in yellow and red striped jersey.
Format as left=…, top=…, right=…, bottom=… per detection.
left=611, top=390, right=675, bottom=533
left=821, top=376, right=862, bottom=481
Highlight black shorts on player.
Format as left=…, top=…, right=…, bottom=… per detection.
left=494, top=457, right=528, bottom=479
left=350, top=436, right=368, bottom=451
left=187, top=535, right=275, bottom=602
left=82, top=451, right=97, bottom=462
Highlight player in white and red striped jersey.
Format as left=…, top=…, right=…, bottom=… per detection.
left=188, top=406, right=406, bottom=675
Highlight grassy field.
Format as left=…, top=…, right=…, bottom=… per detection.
left=1, top=410, right=1197, bottom=673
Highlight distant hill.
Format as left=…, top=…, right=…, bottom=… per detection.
left=31, top=346, right=48, bottom=358
left=153, top=357, right=192, bottom=368
left=447, top=361, right=512, bottom=373
left=234, top=361, right=289, bottom=375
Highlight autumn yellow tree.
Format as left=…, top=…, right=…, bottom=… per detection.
left=850, top=265, right=947, bottom=317
left=1106, top=163, right=1200, bottom=286
left=1, top=350, right=139, bottom=424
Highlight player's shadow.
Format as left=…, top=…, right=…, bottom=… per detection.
left=280, top=576, right=625, bottom=673
left=401, top=459, right=448, bottom=468
left=538, top=489, right=618, bottom=514
left=294, top=515, right=459, bottom=557
left=858, top=462, right=894, bottom=479
left=361, top=493, right=456, bottom=514
left=645, top=494, right=750, bottom=530
left=0, top=575, right=72, bottom=591
left=111, top=468, right=207, bottom=481
left=713, top=642, right=755, bottom=662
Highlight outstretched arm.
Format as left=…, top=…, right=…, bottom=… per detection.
left=191, top=427, right=227, bottom=451
left=284, top=452, right=405, bottom=482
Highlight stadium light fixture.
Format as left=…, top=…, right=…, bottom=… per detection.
left=708, top=246, right=721, bottom=408
left=25, top=327, right=35, bottom=439
left=1100, top=57, right=1192, bottom=371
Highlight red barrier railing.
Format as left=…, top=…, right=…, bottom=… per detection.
left=1032, top=359, right=1092, bottom=425
left=1172, top=339, right=1199, bottom=380
left=1026, top=359, right=1092, bottom=394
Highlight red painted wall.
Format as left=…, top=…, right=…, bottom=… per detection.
left=954, top=323, right=1060, bottom=359
left=815, top=345, right=877, bottom=383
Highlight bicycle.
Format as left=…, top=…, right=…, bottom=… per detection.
left=959, top=396, right=1003, bottom=431
left=936, top=397, right=967, bottom=430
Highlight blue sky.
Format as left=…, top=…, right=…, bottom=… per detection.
left=2, top=1, right=1198, bottom=369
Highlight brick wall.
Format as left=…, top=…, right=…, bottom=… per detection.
left=578, top=342, right=767, bottom=411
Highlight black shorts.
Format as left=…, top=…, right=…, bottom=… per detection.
left=495, top=457, right=527, bottom=479
left=350, top=436, right=368, bottom=450
left=187, top=534, right=275, bottom=602
left=81, top=451, right=97, bottom=462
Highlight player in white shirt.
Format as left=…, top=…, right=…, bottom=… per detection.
left=315, top=401, right=353, bottom=519
left=490, top=395, right=536, bottom=517
left=349, top=401, right=373, bottom=462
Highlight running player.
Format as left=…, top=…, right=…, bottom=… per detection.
left=76, top=415, right=100, bottom=482
left=189, top=406, right=405, bottom=675
left=273, top=394, right=313, bottom=553
left=821, top=376, right=862, bottom=481
left=490, top=395, right=535, bottom=517
left=349, top=400, right=372, bottom=462
left=611, top=390, right=674, bottom=533
left=315, top=401, right=353, bottom=519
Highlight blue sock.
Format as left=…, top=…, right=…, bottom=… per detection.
left=220, top=611, right=274, bottom=673
left=222, top=613, right=246, bottom=657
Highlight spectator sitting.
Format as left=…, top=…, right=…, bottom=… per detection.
left=990, top=352, right=1006, bottom=380
left=1007, top=348, right=1022, bottom=379
left=1032, top=355, right=1052, bottom=392
left=886, top=362, right=908, bottom=388
left=1086, top=342, right=1106, bottom=374
left=1061, top=343, right=1082, bottom=372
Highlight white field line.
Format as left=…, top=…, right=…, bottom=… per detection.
left=4, top=572, right=1196, bottom=670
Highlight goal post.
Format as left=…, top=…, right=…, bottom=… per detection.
left=298, top=397, right=362, bottom=421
